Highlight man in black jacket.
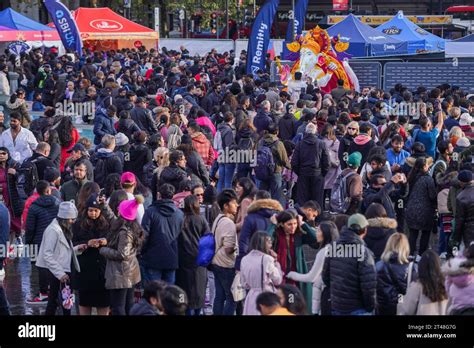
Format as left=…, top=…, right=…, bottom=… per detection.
left=141, top=184, right=184, bottom=284
left=291, top=123, right=329, bottom=208
left=452, top=170, right=474, bottom=249
left=24, top=142, right=54, bottom=181
left=131, top=97, right=158, bottom=135
left=25, top=180, right=59, bottom=304
left=322, top=214, right=376, bottom=315
left=90, top=135, right=123, bottom=188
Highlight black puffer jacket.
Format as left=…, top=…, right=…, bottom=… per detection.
left=2, top=156, right=24, bottom=217
left=453, top=183, right=474, bottom=247
left=278, top=113, right=298, bottom=141
left=291, top=133, right=329, bottom=177
left=131, top=106, right=158, bottom=135
left=322, top=227, right=377, bottom=314
left=365, top=217, right=397, bottom=262
left=376, top=254, right=410, bottom=315
left=25, top=195, right=60, bottom=246
left=117, top=118, right=141, bottom=141
left=185, top=151, right=210, bottom=187
left=159, top=164, right=188, bottom=192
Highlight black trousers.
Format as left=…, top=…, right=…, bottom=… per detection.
left=409, top=229, right=431, bottom=256
left=45, top=271, right=71, bottom=316
left=37, top=266, right=49, bottom=295
left=296, top=175, right=325, bottom=208
left=109, top=288, right=134, bottom=316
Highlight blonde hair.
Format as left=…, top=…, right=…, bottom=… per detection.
left=347, top=121, right=359, bottom=134
left=381, top=233, right=410, bottom=264
left=449, top=126, right=464, bottom=139
left=154, top=147, right=170, bottom=168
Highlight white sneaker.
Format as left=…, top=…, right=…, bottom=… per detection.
left=0, top=268, right=4, bottom=282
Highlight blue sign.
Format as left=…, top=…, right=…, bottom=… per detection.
left=282, top=0, right=308, bottom=59
left=44, top=0, right=83, bottom=55
left=246, top=0, right=280, bottom=76
left=7, top=41, right=30, bottom=56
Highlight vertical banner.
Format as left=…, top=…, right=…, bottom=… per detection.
left=333, top=0, right=348, bottom=11
left=282, top=0, right=308, bottom=59
left=246, top=0, right=280, bottom=76
left=43, top=0, right=82, bottom=55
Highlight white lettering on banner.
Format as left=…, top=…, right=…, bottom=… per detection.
left=251, top=23, right=269, bottom=72
left=18, top=323, right=56, bottom=342
left=90, top=19, right=123, bottom=31
left=384, top=44, right=395, bottom=50
left=55, top=10, right=75, bottom=47
left=369, top=36, right=386, bottom=41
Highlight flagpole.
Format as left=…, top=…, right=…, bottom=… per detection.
left=292, top=0, right=295, bottom=39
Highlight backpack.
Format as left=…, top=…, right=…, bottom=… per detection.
left=292, top=132, right=304, bottom=145
left=196, top=215, right=224, bottom=267
left=404, top=128, right=420, bottom=152
left=330, top=171, right=356, bottom=214
left=213, top=130, right=223, bottom=152
left=167, top=125, right=182, bottom=150
left=93, top=157, right=107, bottom=188
left=254, top=141, right=277, bottom=181
left=237, top=135, right=255, bottom=151
left=16, top=158, right=40, bottom=198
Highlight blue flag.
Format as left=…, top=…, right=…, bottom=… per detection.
left=282, top=0, right=308, bottom=59
left=246, top=0, right=280, bottom=76
left=43, top=0, right=82, bottom=55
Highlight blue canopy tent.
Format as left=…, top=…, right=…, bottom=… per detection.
left=376, top=11, right=445, bottom=53
left=446, top=34, right=474, bottom=58
left=0, top=8, right=55, bottom=31
left=327, top=14, right=408, bottom=57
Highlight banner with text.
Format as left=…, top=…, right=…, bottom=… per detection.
left=44, top=0, right=82, bottom=54
left=282, top=0, right=308, bottom=59
left=246, top=0, right=280, bottom=76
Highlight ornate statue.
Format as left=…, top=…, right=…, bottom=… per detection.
left=278, top=26, right=359, bottom=94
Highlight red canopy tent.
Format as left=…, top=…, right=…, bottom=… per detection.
left=50, top=7, right=158, bottom=50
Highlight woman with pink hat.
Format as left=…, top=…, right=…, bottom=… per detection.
left=100, top=195, right=145, bottom=315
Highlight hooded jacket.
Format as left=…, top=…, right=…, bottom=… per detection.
left=216, top=122, right=235, bottom=150
left=159, top=164, right=188, bottom=193
left=291, top=133, right=329, bottom=177
left=140, top=199, right=185, bottom=270
left=348, top=134, right=375, bottom=168
left=253, top=110, right=273, bottom=134
left=442, top=256, right=474, bottom=314
left=365, top=217, right=397, bottom=262
left=262, top=134, right=290, bottom=174
left=25, top=195, right=60, bottom=246
left=236, top=199, right=283, bottom=270
left=93, top=111, right=116, bottom=145
left=191, top=132, right=214, bottom=167
left=376, top=253, right=411, bottom=315
left=91, top=149, right=123, bottom=188
left=322, top=227, right=377, bottom=314
left=131, top=106, right=158, bottom=135
left=278, top=113, right=298, bottom=141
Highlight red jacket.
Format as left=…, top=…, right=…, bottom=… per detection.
left=191, top=132, right=215, bottom=167
left=60, top=128, right=80, bottom=172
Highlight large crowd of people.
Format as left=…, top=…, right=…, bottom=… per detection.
left=0, top=44, right=473, bottom=316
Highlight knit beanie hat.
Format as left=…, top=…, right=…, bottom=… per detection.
left=86, top=193, right=100, bottom=210
left=347, top=151, right=362, bottom=168
left=58, top=201, right=78, bottom=219
left=458, top=170, right=473, bottom=184
left=118, top=195, right=144, bottom=221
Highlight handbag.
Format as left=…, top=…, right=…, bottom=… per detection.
left=231, top=272, right=246, bottom=302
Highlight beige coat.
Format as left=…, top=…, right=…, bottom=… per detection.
left=397, top=281, right=447, bottom=315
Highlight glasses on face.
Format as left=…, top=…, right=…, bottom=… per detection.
left=195, top=193, right=204, bottom=197
left=348, top=127, right=357, bottom=131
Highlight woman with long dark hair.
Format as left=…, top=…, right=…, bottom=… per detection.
left=45, top=128, right=61, bottom=169
left=405, top=157, right=437, bottom=256
left=235, top=119, right=258, bottom=179
left=77, top=182, right=100, bottom=217
left=104, top=174, right=122, bottom=199
left=72, top=194, right=113, bottom=315
left=235, top=177, right=257, bottom=233
left=240, top=232, right=283, bottom=315
left=175, top=195, right=209, bottom=316
left=287, top=221, right=339, bottom=315
left=268, top=210, right=317, bottom=313
left=55, top=116, right=79, bottom=172
left=398, top=250, right=447, bottom=315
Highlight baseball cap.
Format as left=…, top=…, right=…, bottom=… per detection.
left=67, top=143, right=86, bottom=153
left=348, top=213, right=369, bottom=230
left=121, top=172, right=136, bottom=185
